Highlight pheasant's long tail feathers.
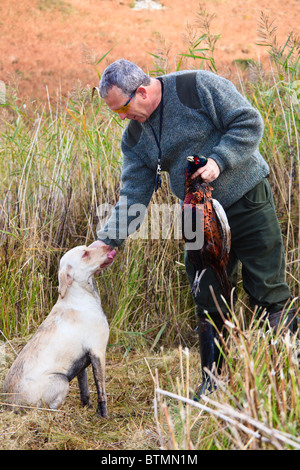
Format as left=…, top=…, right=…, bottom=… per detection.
left=212, top=198, right=231, bottom=254
left=213, top=262, right=231, bottom=305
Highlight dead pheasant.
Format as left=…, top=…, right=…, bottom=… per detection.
left=182, top=155, right=231, bottom=303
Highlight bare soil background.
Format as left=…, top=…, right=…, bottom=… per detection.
left=0, top=0, right=299, bottom=101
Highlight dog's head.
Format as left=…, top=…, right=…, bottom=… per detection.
left=58, top=242, right=116, bottom=298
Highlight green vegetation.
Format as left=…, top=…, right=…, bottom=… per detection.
left=37, top=0, right=74, bottom=15
left=0, top=11, right=299, bottom=450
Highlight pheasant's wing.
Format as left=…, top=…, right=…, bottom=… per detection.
left=212, top=198, right=231, bottom=254
left=182, top=197, right=204, bottom=250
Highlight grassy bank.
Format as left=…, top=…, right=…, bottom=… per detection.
left=0, top=13, right=299, bottom=450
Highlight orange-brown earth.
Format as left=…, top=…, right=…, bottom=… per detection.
left=0, top=0, right=299, bottom=101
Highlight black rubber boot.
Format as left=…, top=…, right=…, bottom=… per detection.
left=194, top=313, right=225, bottom=400
left=267, top=308, right=298, bottom=335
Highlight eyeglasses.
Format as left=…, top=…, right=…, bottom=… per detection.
left=113, top=88, right=137, bottom=114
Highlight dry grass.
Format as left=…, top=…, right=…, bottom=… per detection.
left=1, top=318, right=299, bottom=450
left=154, top=316, right=300, bottom=450
left=0, top=337, right=201, bottom=450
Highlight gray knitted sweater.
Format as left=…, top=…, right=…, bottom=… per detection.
left=97, top=70, right=269, bottom=247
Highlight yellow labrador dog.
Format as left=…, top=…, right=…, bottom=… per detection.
left=3, top=241, right=116, bottom=417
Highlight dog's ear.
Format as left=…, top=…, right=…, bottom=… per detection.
left=82, top=249, right=90, bottom=259
left=58, top=264, right=74, bottom=298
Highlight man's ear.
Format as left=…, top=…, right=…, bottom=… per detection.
left=58, top=264, right=74, bottom=298
left=136, top=86, right=147, bottom=100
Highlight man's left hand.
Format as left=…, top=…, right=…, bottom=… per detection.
left=191, top=158, right=220, bottom=182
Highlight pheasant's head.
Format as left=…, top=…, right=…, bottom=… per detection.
left=186, top=155, right=208, bottom=175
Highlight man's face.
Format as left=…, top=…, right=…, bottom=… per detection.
left=104, top=85, right=150, bottom=123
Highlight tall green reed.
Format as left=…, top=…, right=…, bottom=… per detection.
left=0, top=86, right=124, bottom=337
left=252, top=13, right=300, bottom=298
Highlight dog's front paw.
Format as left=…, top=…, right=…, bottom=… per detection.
left=97, top=401, right=108, bottom=418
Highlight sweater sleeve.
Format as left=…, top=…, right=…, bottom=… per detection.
left=96, top=138, right=156, bottom=247
left=196, top=72, right=264, bottom=172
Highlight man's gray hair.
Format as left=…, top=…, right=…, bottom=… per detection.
left=99, top=59, right=151, bottom=98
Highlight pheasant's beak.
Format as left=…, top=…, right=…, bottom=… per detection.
left=187, top=156, right=195, bottom=162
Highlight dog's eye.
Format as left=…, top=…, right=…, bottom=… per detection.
left=82, top=250, right=90, bottom=259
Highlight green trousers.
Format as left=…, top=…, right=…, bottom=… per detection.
left=184, top=178, right=291, bottom=316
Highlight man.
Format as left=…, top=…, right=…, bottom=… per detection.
left=95, top=59, right=296, bottom=397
